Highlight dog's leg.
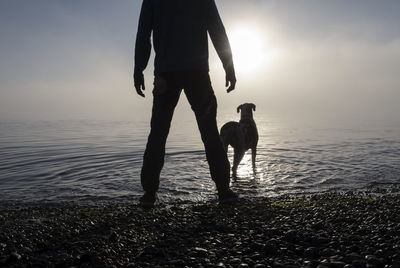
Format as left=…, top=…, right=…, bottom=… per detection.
left=232, top=148, right=245, bottom=179
left=251, top=147, right=257, bottom=174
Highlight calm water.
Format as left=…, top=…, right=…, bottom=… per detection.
left=0, top=114, right=399, bottom=203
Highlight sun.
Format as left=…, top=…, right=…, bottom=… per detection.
left=229, top=26, right=270, bottom=75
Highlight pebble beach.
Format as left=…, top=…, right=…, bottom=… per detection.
left=1, top=191, right=400, bottom=268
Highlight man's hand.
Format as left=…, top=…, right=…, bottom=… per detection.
left=134, top=72, right=145, bottom=98
left=225, top=66, right=236, bottom=93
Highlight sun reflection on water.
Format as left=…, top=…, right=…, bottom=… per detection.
left=235, top=153, right=253, bottom=177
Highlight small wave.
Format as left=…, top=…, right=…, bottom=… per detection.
left=1, top=119, right=400, bottom=202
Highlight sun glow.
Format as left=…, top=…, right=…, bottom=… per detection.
left=229, top=26, right=270, bottom=75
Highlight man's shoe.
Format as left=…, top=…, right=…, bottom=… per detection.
left=139, top=192, right=158, bottom=208
left=218, top=188, right=238, bottom=205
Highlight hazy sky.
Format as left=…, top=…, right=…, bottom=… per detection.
left=1, top=0, right=399, bottom=122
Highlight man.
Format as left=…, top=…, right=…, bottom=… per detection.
left=134, top=0, right=237, bottom=207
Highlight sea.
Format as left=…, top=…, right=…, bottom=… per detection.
left=1, top=112, right=399, bottom=203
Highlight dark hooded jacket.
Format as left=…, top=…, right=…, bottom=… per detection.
left=134, top=0, right=233, bottom=76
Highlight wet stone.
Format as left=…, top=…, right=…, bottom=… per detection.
left=251, top=253, right=262, bottom=260
left=344, top=253, right=363, bottom=263
left=295, top=246, right=305, bottom=255
left=229, top=258, right=241, bottom=265
left=169, top=259, right=184, bottom=266
left=194, top=247, right=208, bottom=257
left=284, top=230, right=298, bottom=243
left=321, top=247, right=336, bottom=257
left=364, top=255, right=381, bottom=266
left=330, top=261, right=346, bottom=268
left=330, top=255, right=344, bottom=262
left=304, top=247, right=319, bottom=259
left=351, top=260, right=367, bottom=268
left=252, top=264, right=267, bottom=268
left=31, top=254, right=52, bottom=265
left=7, top=252, right=22, bottom=263
left=320, top=258, right=330, bottom=265
left=263, top=239, right=278, bottom=255
left=312, top=236, right=330, bottom=246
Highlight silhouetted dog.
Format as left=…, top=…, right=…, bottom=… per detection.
left=220, top=103, right=259, bottom=179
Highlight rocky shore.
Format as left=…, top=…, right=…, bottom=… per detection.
left=1, top=192, right=399, bottom=267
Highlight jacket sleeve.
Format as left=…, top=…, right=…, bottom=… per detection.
left=207, top=0, right=234, bottom=71
left=134, top=0, right=153, bottom=76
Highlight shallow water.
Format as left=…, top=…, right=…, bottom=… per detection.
left=0, top=114, right=399, bottom=203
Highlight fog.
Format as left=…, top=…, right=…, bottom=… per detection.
left=0, top=0, right=399, bottom=125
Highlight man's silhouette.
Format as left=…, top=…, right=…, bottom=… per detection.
left=134, top=0, right=237, bottom=207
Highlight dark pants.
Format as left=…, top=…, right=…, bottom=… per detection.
left=141, top=71, right=230, bottom=193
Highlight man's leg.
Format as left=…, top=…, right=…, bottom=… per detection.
left=182, top=72, right=232, bottom=194
left=141, top=75, right=181, bottom=196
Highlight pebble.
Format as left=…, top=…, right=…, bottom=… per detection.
left=352, top=260, right=367, bottom=268
left=263, top=239, right=278, bottom=255
left=0, top=193, right=399, bottom=267
left=194, top=247, right=208, bottom=257
left=365, top=254, right=381, bottom=265
left=7, top=252, right=22, bottom=263
left=229, top=258, right=241, bottom=265
left=284, top=229, right=298, bottom=242
left=321, top=247, right=336, bottom=257
left=330, top=261, right=346, bottom=268
left=169, top=259, right=184, bottom=266
left=304, top=247, right=319, bottom=259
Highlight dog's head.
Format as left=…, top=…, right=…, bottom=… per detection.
left=237, top=103, right=256, bottom=119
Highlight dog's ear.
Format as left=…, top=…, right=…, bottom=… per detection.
left=237, top=104, right=243, bottom=113
left=251, top=104, right=256, bottom=111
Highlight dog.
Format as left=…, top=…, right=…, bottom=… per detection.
left=220, top=103, right=259, bottom=179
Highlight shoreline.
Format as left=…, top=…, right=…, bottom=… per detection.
left=1, top=191, right=399, bottom=267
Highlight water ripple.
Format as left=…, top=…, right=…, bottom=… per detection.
left=0, top=119, right=400, bottom=202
